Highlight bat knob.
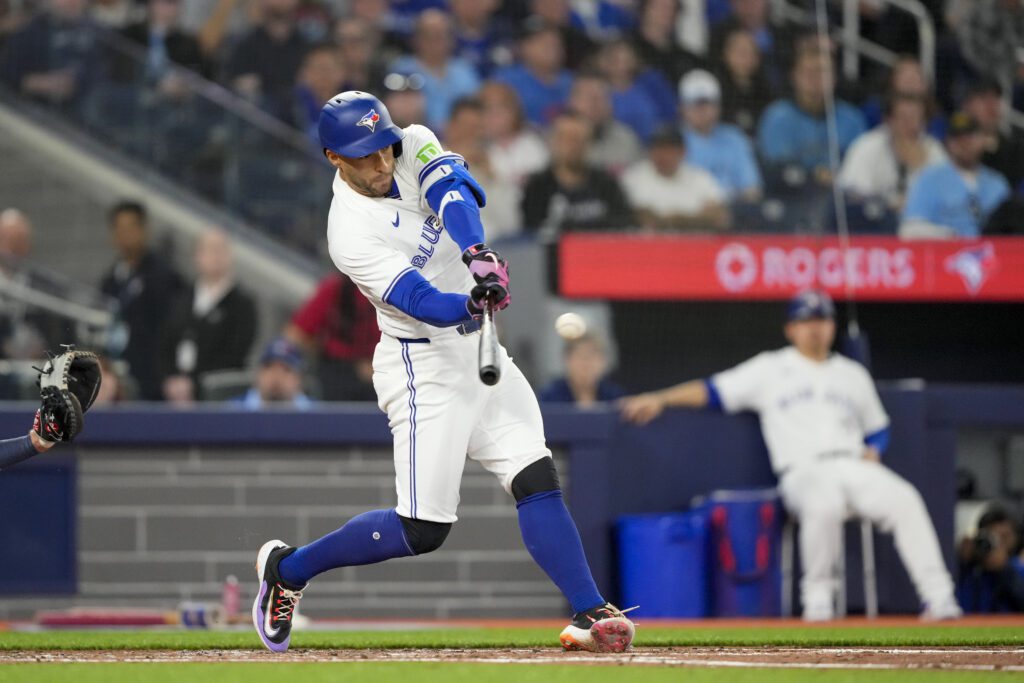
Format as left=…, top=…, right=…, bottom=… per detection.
left=479, top=365, right=500, bottom=386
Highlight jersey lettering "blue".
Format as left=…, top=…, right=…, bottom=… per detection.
left=410, top=216, right=444, bottom=269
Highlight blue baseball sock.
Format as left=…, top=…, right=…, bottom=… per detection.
left=516, top=490, right=605, bottom=614
left=278, top=508, right=413, bottom=586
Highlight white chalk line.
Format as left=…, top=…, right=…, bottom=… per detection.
left=7, top=656, right=1024, bottom=672
left=5, top=648, right=1024, bottom=672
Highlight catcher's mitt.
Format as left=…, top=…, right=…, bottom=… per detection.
left=33, top=346, right=102, bottom=443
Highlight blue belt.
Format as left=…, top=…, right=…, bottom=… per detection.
left=397, top=320, right=481, bottom=345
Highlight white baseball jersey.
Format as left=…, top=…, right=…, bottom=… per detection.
left=326, top=124, right=552, bottom=523
left=327, top=124, right=476, bottom=341
left=711, top=347, right=889, bottom=475
left=713, top=347, right=955, bottom=613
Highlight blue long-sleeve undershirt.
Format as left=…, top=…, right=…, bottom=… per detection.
left=704, top=379, right=723, bottom=411
left=864, top=426, right=891, bottom=454
left=384, top=267, right=472, bottom=327
left=423, top=162, right=486, bottom=252
left=0, top=434, right=39, bottom=471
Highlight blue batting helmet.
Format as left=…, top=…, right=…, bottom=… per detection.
left=318, top=91, right=404, bottom=158
left=786, top=290, right=835, bottom=322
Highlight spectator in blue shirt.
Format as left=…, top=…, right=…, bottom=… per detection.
left=390, top=9, right=480, bottom=132
left=568, top=0, right=635, bottom=40
left=596, top=38, right=677, bottom=143
left=680, top=69, right=762, bottom=202
left=233, top=338, right=313, bottom=410
left=901, top=112, right=1011, bottom=239
left=539, top=333, right=625, bottom=406
left=758, top=46, right=867, bottom=186
left=449, top=0, right=513, bottom=78
left=494, top=17, right=574, bottom=127
left=526, top=0, right=595, bottom=70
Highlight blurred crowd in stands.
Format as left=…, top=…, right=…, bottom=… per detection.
left=2, top=0, right=1024, bottom=399
left=3, top=188, right=624, bottom=409
left=1, top=0, right=1023, bottom=248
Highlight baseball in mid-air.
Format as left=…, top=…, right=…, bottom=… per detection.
left=555, top=312, right=587, bottom=340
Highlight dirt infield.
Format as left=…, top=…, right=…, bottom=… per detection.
left=4, top=647, right=1023, bottom=671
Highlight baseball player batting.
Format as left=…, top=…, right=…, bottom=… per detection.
left=252, top=92, right=634, bottom=653
left=620, top=291, right=962, bottom=621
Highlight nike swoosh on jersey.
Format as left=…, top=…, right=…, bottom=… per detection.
left=392, top=212, right=400, bottom=227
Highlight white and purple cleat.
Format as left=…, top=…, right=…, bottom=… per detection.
left=252, top=539, right=306, bottom=653
left=559, top=603, right=636, bottom=653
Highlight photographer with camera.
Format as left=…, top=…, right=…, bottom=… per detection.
left=957, top=507, right=1024, bottom=613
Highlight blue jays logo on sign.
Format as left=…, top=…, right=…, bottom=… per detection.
left=357, top=109, right=380, bottom=132
left=944, top=242, right=996, bottom=295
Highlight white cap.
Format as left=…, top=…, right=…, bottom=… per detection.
left=679, top=69, right=721, bottom=105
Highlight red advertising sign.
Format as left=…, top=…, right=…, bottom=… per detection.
left=559, top=235, right=1024, bottom=301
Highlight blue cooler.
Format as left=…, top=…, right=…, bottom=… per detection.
left=701, top=489, right=783, bottom=617
left=615, top=511, right=710, bottom=618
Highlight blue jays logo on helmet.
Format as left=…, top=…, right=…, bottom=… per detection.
left=357, top=108, right=381, bottom=132
left=319, top=91, right=404, bottom=158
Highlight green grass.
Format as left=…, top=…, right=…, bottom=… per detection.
left=1, top=625, right=1022, bottom=650
left=0, top=663, right=1017, bottom=683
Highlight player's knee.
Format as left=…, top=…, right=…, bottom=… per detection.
left=398, top=516, right=452, bottom=555
left=511, top=457, right=561, bottom=502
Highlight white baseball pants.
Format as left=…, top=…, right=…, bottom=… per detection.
left=779, top=458, right=955, bottom=614
left=372, top=332, right=552, bottom=523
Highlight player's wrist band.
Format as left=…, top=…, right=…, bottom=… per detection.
left=461, top=243, right=491, bottom=264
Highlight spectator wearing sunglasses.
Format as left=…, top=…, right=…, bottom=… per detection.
left=900, top=113, right=1010, bottom=240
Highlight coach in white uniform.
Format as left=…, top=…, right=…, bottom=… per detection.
left=621, top=291, right=961, bottom=621
left=250, top=92, right=634, bottom=654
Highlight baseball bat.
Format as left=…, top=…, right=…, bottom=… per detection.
left=478, top=297, right=501, bottom=386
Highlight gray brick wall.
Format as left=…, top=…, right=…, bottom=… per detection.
left=1, top=446, right=568, bottom=620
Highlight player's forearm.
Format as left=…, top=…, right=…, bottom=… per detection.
left=439, top=198, right=486, bottom=252
left=424, top=164, right=486, bottom=251
left=0, top=433, right=48, bottom=471
left=655, top=380, right=710, bottom=409
left=385, top=269, right=472, bottom=327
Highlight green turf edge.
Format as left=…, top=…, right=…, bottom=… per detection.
left=1, top=626, right=1022, bottom=650
left=0, top=663, right=1019, bottom=683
